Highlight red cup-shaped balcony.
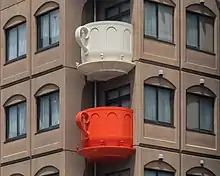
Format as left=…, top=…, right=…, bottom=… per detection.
left=76, top=106, right=135, bottom=162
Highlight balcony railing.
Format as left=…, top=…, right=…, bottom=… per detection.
left=75, top=21, right=135, bottom=81
left=76, top=106, right=135, bottom=162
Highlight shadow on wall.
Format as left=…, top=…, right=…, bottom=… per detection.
left=81, top=81, right=94, bottom=110
left=97, top=153, right=135, bottom=176
left=77, top=80, right=94, bottom=176
left=79, top=0, right=96, bottom=110
left=81, top=0, right=94, bottom=25
left=79, top=1, right=96, bottom=175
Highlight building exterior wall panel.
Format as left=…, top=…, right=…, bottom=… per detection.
left=0, top=80, right=30, bottom=164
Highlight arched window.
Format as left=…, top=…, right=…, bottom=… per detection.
left=145, top=160, right=175, bottom=176
left=186, top=85, right=215, bottom=133
left=4, top=15, right=27, bottom=63
left=186, top=167, right=215, bottom=176
left=144, top=0, right=175, bottom=43
left=10, top=174, right=24, bottom=176
left=35, top=165, right=59, bottom=176
left=186, top=4, right=215, bottom=53
left=144, top=76, right=175, bottom=126
left=35, top=84, right=60, bottom=132
left=4, top=94, right=27, bottom=141
left=35, top=1, right=60, bottom=51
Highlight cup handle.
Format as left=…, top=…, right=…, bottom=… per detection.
left=75, top=26, right=90, bottom=55
left=76, top=111, right=90, bottom=139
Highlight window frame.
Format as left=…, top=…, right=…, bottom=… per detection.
left=5, top=101, right=27, bottom=142
left=36, top=8, right=60, bottom=52
left=186, top=11, right=215, bottom=54
left=144, top=0, right=174, bottom=44
left=105, top=0, right=131, bottom=22
left=186, top=92, right=215, bottom=134
left=144, top=84, right=174, bottom=127
left=36, top=90, right=60, bottom=133
left=105, top=84, right=131, bottom=108
left=5, top=22, right=27, bottom=64
left=144, top=168, right=174, bottom=176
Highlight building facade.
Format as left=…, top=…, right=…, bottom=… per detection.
left=0, top=0, right=219, bottom=175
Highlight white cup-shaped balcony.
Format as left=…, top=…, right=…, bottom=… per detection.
left=75, top=21, right=135, bottom=81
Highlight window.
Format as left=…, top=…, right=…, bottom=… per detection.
left=43, top=174, right=59, bottom=176
left=35, top=166, right=59, bottom=176
left=105, top=1, right=130, bottom=23
left=106, top=85, right=130, bottom=108
left=144, top=1, right=173, bottom=42
left=106, top=169, right=130, bottom=176
left=6, top=102, right=26, bottom=140
left=187, top=93, right=214, bottom=133
left=6, top=23, right=26, bottom=62
left=145, top=169, right=174, bottom=176
left=186, top=12, right=214, bottom=53
left=37, top=91, right=60, bottom=131
left=144, top=85, right=174, bottom=125
left=187, top=174, right=213, bottom=176
left=186, top=167, right=215, bottom=176
left=37, top=9, right=60, bottom=50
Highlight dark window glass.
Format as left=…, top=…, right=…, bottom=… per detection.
left=6, top=23, right=26, bottom=62
left=37, top=9, right=60, bottom=49
left=106, top=169, right=130, bottom=176
left=105, top=1, right=131, bottom=23
left=187, top=93, right=214, bottom=133
left=6, top=102, right=26, bottom=140
left=106, top=85, right=130, bottom=108
left=43, top=174, right=59, bottom=176
left=37, top=91, right=60, bottom=131
left=144, top=1, right=174, bottom=42
left=144, top=85, right=174, bottom=125
left=186, top=12, right=214, bottom=53
left=144, top=170, right=174, bottom=176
